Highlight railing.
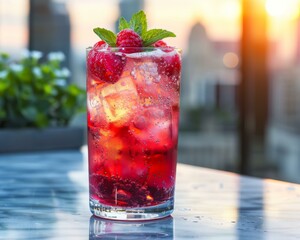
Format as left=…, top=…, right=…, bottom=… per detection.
left=178, top=132, right=238, bottom=171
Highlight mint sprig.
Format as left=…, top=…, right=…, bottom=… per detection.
left=93, top=28, right=116, bottom=47
left=129, top=11, right=147, bottom=36
left=119, top=17, right=130, bottom=31
left=93, top=10, right=176, bottom=47
left=142, top=29, right=176, bottom=46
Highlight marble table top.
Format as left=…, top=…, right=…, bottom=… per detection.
left=1, top=149, right=300, bottom=240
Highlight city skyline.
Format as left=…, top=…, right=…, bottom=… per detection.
left=2, top=0, right=299, bottom=59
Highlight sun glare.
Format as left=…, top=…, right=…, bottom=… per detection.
left=266, top=0, right=300, bottom=20
left=223, top=1, right=241, bottom=19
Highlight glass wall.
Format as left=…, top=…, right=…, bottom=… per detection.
left=266, top=0, right=300, bottom=182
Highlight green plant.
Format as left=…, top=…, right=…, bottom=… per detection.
left=0, top=51, right=85, bottom=128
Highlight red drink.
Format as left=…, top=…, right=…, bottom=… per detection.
left=87, top=29, right=181, bottom=220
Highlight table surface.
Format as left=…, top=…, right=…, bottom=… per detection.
left=1, top=149, right=300, bottom=240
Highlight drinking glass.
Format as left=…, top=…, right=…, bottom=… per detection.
left=87, top=47, right=181, bottom=220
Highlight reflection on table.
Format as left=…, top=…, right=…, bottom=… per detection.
left=89, top=216, right=173, bottom=239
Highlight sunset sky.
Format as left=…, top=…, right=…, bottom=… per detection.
left=66, top=0, right=242, bottom=51
left=0, top=0, right=300, bottom=62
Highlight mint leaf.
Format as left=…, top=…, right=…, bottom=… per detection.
left=129, top=10, right=147, bottom=36
left=142, top=29, right=176, bottom=46
left=119, top=17, right=130, bottom=31
left=93, top=28, right=117, bottom=46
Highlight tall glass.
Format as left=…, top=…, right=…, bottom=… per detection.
left=86, top=47, right=181, bottom=220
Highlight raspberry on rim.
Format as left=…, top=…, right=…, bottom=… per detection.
left=157, top=53, right=181, bottom=78
left=93, top=40, right=106, bottom=49
left=87, top=48, right=126, bottom=84
left=153, top=40, right=167, bottom=47
left=117, top=29, right=143, bottom=48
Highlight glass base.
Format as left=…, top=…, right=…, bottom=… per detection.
left=89, top=198, right=174, bottom=221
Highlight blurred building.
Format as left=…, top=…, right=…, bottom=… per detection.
left=268, top=124, right=300, bottom=183
left=268, top=67, right=300, bottom=182
left=182, top=22, right=239, bottom=112
left=115, top=0, right=145, bottom=31
left=29, top=0, right=71, bottom=69
left=267, top=18, right=300, bottom=183
left=178, top=132, right=238, bottom=171
left=182, top=22, right=219, bottom=109
left=271, top=68, right=300, bottom=126
left=179, top=22, right=239, bottom=171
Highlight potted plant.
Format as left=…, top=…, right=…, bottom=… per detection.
left=0, top=51, right=86, bottom=152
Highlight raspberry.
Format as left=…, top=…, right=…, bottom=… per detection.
left=116, top=29, right=143, bottom=53
left=157, top=52, right=181, bottom=78
left=153, top=40, right=167, bottom=47
left=153, top=40, right=175, bottom=54
left=87, top=47, right=126, bottom=83
left=93, top=40, right=106, bottom=49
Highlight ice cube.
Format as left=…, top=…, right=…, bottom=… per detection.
left=138, top=61, right=161, bottom=84
left=87, top=85, right=109, bottom=128
left=159, top=75, right=180, bottom=106
left=132, top=115, right=147, bottom=130
left=103, top=136, right=123, bottom=161
left=130, top=107, right=173, bottom=151
left=101, top=75, right=137, bottom=97
left=94, top=135, right=124, bottom=177
left=100, top=76, right=139, bottom=126
left=131, top=60, right=180, bottom=109
left=131, top=61, right=162, bottom=101
left=89, top=134, right=123, bottom=165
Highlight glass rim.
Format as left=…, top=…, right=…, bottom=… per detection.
left=86, top=46, right=182, bottom=52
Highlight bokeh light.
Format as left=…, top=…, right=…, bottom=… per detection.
left=223, top=52, right=239, bottom=69
left=266, top=0, right=300, bottom=20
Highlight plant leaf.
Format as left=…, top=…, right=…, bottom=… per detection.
left=93, top=28, right=117, bottom=46
left=119, top=17, right=130, bottom=31
left=142, top=29, right=176, bottom=46
left=21, top=106, right=37, bottom=121
left=129, top=10, right=147, bottom=36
